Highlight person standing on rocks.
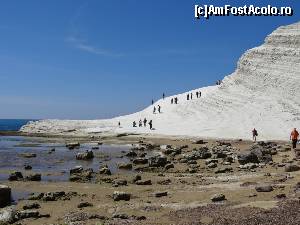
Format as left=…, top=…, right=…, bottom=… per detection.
left=290, top=128, right=299, bottom=149
left=149, top=120, right=153, bottom=130
left=143, top=118, right=147, bottom=127
left=153, top=106, right=156, bottom=114
left=187, top=94, right=189, bottom=100
left=171, top=98, right=173, bottom=104
left=191, top=93, right=193, bottom=100
left=199, top=91, right=201, bottom=97
left=252, top=128, right=258, bottom=142
left=158, top=105, right=161, bottom=113
left=196, top=92, right=199, bottom=98
left=139, top=119, right=142, bottom=127
left=133, top=121, right=137, bottom=127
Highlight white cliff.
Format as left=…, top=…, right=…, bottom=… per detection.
left=21, top=21, right=300, bottom=140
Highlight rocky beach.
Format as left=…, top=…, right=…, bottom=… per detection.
left=1, top=132, right=300, bottom=225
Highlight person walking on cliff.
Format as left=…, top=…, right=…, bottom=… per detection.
left=175, top=97, right=178, bottom=104
left=153, top=106, right=156, bottom=114
left=143, top=118, right=147, bottom=127
left=187, top=94, right=189, bottom=100
left=196, top=92, right=199, bottom=98
left=158, top=105, right=161, bottom=113
left=290, top=128, right=299, bottom=149
left=252, top=128, right=258, bottom=142
left=171, top=98, right=173, bottom=104
left=149, top=120, right=153, bottom=130
left=191, top=93, right=193, bottom=100
left=199, top=91, right=201, bottom=97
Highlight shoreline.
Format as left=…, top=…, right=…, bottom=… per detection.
left=0, top=130, right=291, bottom=144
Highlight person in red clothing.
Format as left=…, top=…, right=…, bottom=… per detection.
left=290, top=128, right=299, bottom=149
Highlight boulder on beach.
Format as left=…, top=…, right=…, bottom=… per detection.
left=211, top=194, right=226, bottom=202
left=42, top=191, right=66, bottom=201
left=255, top=185, right=274, bottom=192
left=19, top=153, right=37, bottom=158
left=163, top=148, right=182, bottom=156
left=23, top=203, right=40, bottom=210
left=185, top=148, right=212, bottom=160
left=28, top=193, right=44, bottom=201
left=284, top=164, right=300, bottom=172
left=0, top=206, right=16, bottom=224
left=76, top=150, right=94, bottom=160
left=8, top=171, right=23, bottom=181
left=0, top=185, right=11, bottom=208
left=133, top=158, right=148, bottom=165
left=118, top=163, right=133, bottom=170
left=15, top=210, right=41, bottom=220
left=165, top=163, right=174, bottom=170
left=237, top=151, right=259, bottom=165
left=148, top=156, right=168, bottom=167
left=66, top=142, right=80, bottom=149
left=70, top=165, right=84, bottom=174
left=77, top=202, right=93, bottom=208
left=99, top=165, right=111, bottom=175
left=153, top=191, right=168, bottom=198
left=69, top=167, right=93, bottom=182
left=25, top=173, right=41, bottom=181
left=135, top=179, right=152, bottom=185
left=215, top=167, right=233, bottom=174
left=112, top=191, right=131, bottom=201
left=24, top=165, right=32, bottom=170
left=125, top=151, right=138, bottom=157
left=112, top=179, right=127, bottom=187
left=132, top=174, right=142, bottom=183
left=193, top=140, right=205, bottom=144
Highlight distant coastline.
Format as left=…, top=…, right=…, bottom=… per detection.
left=0, top=119, right=37, bottom=131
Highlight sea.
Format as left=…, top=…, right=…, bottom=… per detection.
left=0, top=119, right=36, bottom=131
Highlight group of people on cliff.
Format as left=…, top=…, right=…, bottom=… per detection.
left=132, top=118, right=153, bottom=130
left=153, top=105, right=161, bottom=114
left=186, top=91, right=202, bottom=100
left=170, top=90, right=202, bottom=104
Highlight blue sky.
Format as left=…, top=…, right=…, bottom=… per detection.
left=0, top=0, right=299, bottom=119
